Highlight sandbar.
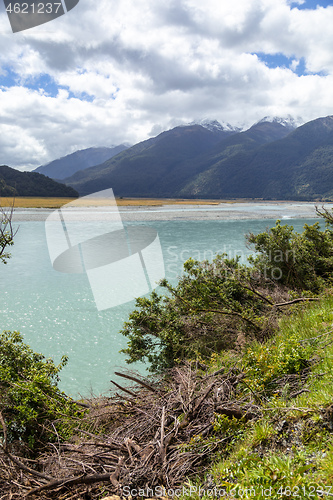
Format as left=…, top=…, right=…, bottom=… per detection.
left=8, top=201, right=332, bottom=222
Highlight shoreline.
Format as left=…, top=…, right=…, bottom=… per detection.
left=1, top=195, right=332, bottom=208
left=8, top=200, right=333, bottom=222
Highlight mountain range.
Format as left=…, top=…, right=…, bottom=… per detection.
left=35, top=145, right=129, bottom=180
left=32, top=115, right=333, bottom=201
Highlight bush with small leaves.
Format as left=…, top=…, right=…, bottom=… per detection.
left=121, top=208, right=333, bottom=372
left=0, top=331, right=84, bottom=452
left=247, top=220, right=333, bottom=292
left=121, top=256, right=275, bottom=372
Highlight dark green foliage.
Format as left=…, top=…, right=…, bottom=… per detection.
left=121, top=257, right=273, bottom=372
left=121, top=209, right=333, bottom=372
left=0, top=331, right=83, bottom=451
left=0, top=178, right=16, bottom=197
left=0, top=165, right=78, bottom=197
left=247, top=220, right=333, bottom=292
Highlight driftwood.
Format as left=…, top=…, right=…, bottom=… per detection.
left=0, top=354, right=318, bottom=500
left=114, top=371, right=160, bottom=393
left=0, top=363, right=261, bottom=499
left=273, top=297, right=320, bottom=307
left=26, top=472, right=113, bottom=496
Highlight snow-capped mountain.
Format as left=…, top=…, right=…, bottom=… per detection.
left=57, top=115, right=333, bottom=202
left=189, top=119, right=242, bottom=133
left=256, top=115, right=304, bottom=130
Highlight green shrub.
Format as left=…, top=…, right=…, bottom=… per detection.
left=121, top=209, right=333, bottom=373
left=0, top=331, right=83, bottom=451
left=247, top=220, right=333, bottom=292
left=241, top=332, right=314, bottom=396
left=120, top=256, right=273, bottom=372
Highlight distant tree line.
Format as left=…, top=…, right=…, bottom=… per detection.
left=0, top=165, right=78, bottom=197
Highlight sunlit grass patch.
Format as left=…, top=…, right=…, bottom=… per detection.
left=0, top=196, right=234, bottom=208
left=0, top=196, right=78, bottom=208
left=186, top=293, right=333, bottom=497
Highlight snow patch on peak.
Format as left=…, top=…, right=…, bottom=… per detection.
left=188, top=119, right=241, bottom=133
left=256, top=115, right=304, bottom=129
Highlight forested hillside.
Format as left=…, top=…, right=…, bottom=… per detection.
left=61, top=116, right=333, bottom=200
left=0, top=165, right=78, bottom=197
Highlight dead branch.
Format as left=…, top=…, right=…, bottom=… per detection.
left=25, top=472, right=113, bottom=496
left=0, top=357, right=317, bottom=499
left=273, top=297, right=320, bottom=307
left=6, top=452, right=53, bottom=482
left=159, top=406, right=166, bottom=463
left=110, top=379, right=137, bottom=397
left=194, top=308, right=259, bottom=328
left=315, top=205, right=333, bottom=224
left=237, top=281, right=274, bottom=305
left=0, top=410, right=8, bottom=452
left=109, top=456, right=124, bottom=489
left=0, top=411, right=53, bottom=482
left=0, top=198, right=18, bottom=262
left=114, top=371, right=159, bottom=393
left=190, top=382, right=215, bottom=417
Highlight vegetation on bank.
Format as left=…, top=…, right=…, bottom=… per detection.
left=2, top=205, right=333, bottom=498
left=179, top=292, right=333, bottom=499
left=121, top=209, right=333, bottom=372
left=0, top=196, right=83, bottom=208
left=0, top=331, right=83, bottom=450
left=0, top=203, right=15, bottom=264
left=0, top=196, right=233, bottom=208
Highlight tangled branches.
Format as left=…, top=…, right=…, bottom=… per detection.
left=0, top=363, right=262, bottom=499
left=0, top=199, right=17, bottom=264
left=0, top=327, right=322, bottom=499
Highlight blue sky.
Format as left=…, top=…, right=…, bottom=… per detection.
left=294, top=0, right=332, bottom=8
left=1, top=0, right=333, bottom=170
left=0, top=67, right=94, bottom=100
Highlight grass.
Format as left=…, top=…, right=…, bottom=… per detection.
left=1, top=196, right=296, bottom=209
left=1, top=196, right=316, bottom=208
left=0, top=196, right=236, bottom=208
left=178, top=293, right=333, bottom=499
left=0, top=197, right=79, bottom=208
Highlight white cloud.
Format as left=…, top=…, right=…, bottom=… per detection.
left=1, top=0, right=333, bottom=170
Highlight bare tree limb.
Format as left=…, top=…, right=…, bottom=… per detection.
left=110, top=379, right=137, bottom=397
left=315, top=205, right=333, bottom=225
left=25, top=472, right=113, bottom=496
left=0, top=410, right=8, bottom=453
left=0, top=411, right=53, bottom=482
left=273, top=297, right=319, bottom=307
left=114, top=372, right=159, bottom=393
left=0, top=197, right=18, bottom=263
left=159, top=406, right=166, bottom=462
